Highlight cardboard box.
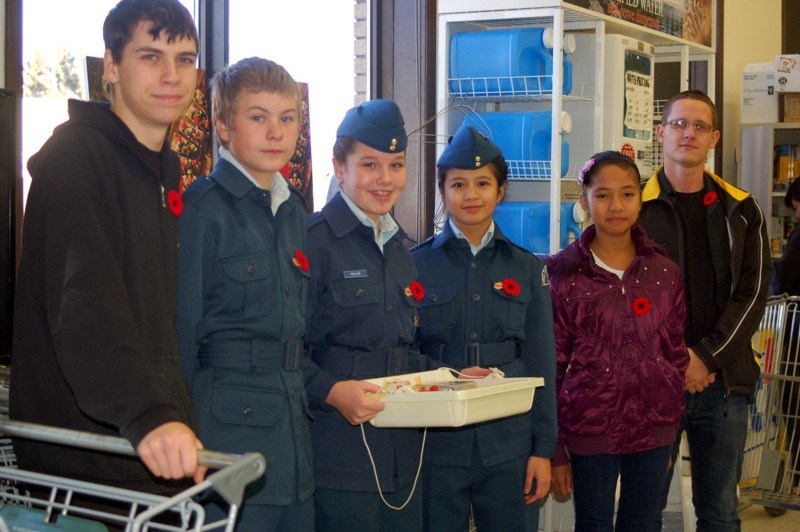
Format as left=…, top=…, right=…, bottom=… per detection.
left=785, top=93, right=800, bottom=123
left=742, top=62, right=778, bottom=124
left=776, top=55, right=800, bottom=93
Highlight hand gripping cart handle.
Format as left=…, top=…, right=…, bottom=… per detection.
left=0, top=419, right=266, bottom=532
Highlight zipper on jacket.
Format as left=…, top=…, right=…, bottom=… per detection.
left=160, top=184, right=166, bottom=208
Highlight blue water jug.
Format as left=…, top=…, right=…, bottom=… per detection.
left=463, top=111, right=571, bottom=177
left=493, top=201, right=584, bottom=255
left=449, top=28, right=573, bottom=96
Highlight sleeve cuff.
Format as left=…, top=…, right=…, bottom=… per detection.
left=553, top=445, right=570, bottom=467
left=121, top=405, right=183, bottom=449
left=692, top=342, right=720, bottom=372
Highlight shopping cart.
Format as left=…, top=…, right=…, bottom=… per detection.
left=0, top=416, right=265, bottom=531
left=741, top=295, right=800, bottom=516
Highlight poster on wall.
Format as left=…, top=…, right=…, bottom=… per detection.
left=169, top=69, right=213, bottom=192
left=622, top=51, right=653, bottom=139
left=564, top=0, right=713, bottom=47
left=280, top=82, right=314, bottom=210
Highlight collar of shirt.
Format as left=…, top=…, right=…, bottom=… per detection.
left=590, top=249, right=625, bottom=279
left=340, top=191, right=399, bottom=252
left=219, top=146, right=290, bottom=215
left=448, top=218, right=494, bottom=256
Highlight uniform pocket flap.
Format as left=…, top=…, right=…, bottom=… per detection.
left=211, top=384, right=285, bottom=427
left=221, top=253, right=271, bottom=283
left=330, top=279, right=382, bottom=307
left=419, top=285, right=456, bottom=308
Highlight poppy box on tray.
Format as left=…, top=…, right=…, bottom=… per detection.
left=365, top=368, right=543, bottom=428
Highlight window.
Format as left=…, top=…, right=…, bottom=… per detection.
left=228, top=0, right=359, bottom=210
left=20, top=0, right=197, bottom=207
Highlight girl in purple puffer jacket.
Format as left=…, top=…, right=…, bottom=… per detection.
left=546, top=151, right=689, bottom=531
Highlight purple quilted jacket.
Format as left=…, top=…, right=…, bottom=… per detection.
left=546, top=224, right=689, bottom=465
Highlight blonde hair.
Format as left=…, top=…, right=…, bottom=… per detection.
left=210, top=57, right=300, bottom=145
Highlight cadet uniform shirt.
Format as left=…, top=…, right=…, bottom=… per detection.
left=411, top=221, right=558, bottom=467
left=219, top=145, right=290, bottom=214
left=304, top=191, right=425, bottom=492
left=449, top=217, right=494, bottom=256
left=178, top=158, right=313, bottom=506
left=340, top=190, right=399, bottom=252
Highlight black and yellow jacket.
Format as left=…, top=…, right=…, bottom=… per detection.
left=638, top=167, right=771, bottom=400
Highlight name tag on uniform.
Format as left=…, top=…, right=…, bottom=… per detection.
left=343, top=270, right=368, bottom=279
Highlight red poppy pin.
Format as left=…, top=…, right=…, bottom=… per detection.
left=405, top=281, right=424, bottom=302
left=167, top=190, right=183, bottom=216
left=702, top=191, right=717, bottom=207
left=494, top=278, right=521, bottom=297
left=632, top=297, right=651, bottom=316
left=292, top=250, right=309, bottom=272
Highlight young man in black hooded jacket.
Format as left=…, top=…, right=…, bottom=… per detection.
left=11, top=0, right=205, bottom=492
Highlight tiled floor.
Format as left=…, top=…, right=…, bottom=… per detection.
left=740, top=503, right=800, bottom=531
left=661, top=474, right=800, bottom=531
left=663, top=505, right=800, bottom=531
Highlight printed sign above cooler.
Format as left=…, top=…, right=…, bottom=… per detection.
left=605, top=34, right=655, bottom=177
left=563, top=0, right=714, bottom=48
left=439, top=1, right=715, bottom=50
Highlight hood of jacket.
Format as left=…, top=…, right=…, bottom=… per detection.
left=28, top=99, right=169, bottom=182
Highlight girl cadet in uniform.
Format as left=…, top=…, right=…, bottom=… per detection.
left=411, top=124, right=557, bottom=532
left=177, top=58, right=313, bottom=531
left=303, top=99, right=489, bottom=531
left=303, top=99, right=426, bottom=531
left=546, top=151, right=689, bottom=530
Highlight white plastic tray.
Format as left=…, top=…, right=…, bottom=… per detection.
left=366, top=368, right=543, bottom=428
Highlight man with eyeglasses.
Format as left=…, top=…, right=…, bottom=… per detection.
left=639, top=90, right=771, bottom=530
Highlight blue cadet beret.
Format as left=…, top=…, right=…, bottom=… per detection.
left=336, top=99, right=408, bottom=153
left=437, top=124, right=502, bottom=169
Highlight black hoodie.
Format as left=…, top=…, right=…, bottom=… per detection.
left=11, top=100, right=196, bottom=492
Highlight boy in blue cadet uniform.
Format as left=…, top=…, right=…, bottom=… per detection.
left=305, top=99, right=473, bottom=531
left=177, top=58, right=313, bottom=531
left=11, top=0, right=203, bottom=493
left=411, top=124, right=557, bottom=532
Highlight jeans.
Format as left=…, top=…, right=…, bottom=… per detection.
left=654, top=380, right=749, bottom=531
left=570, top=445, right=672, bottom=532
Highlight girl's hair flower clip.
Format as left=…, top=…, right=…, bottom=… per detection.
left=577, top=158, right=595, bottom=187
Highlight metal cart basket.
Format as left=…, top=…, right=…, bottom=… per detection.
left=741, top=295, right=800, bottom=516
left=0, top=417, right=265, bottom=531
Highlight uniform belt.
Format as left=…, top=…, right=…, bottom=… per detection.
left=197, top=338, right=304, bottom=371
left=311, top=346, right=409, bottom=378
left=422, top=341, right=517, bottom=367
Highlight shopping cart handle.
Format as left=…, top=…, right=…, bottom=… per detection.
left=0, top=419, right=251, bottom=469
left=0, top=418, right=269, bottom=520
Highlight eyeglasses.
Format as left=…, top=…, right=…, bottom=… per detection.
left=665, top=119, right=714, bottom=133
